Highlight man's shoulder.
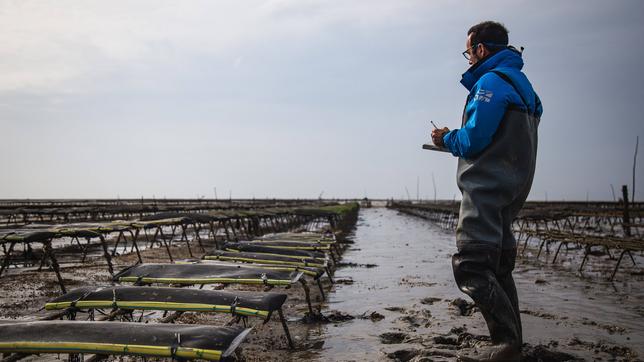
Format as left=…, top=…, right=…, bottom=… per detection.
left=469, top=71, right=514, bottom=104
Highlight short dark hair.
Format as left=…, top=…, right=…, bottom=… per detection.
left=468, top=21, right=509, bottom=53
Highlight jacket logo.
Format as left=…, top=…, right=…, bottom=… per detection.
left=474, top=89, right=493, bottom=103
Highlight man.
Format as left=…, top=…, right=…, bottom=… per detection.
left=431, top=21, right=542, bottom=362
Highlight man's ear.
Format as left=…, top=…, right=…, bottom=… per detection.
left=478, top=44, right=489, bottom=58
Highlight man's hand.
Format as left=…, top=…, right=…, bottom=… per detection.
left=431, top=127, right=450, bottom=147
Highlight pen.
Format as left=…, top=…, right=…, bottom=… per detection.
left=430, top=121, right=439, bottom=129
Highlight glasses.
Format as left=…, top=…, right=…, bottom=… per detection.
left=462, top=43, right=479, bottom=60
left=462, top=43, right=508, bottom=60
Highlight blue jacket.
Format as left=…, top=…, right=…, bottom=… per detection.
left=443, top=48, right=543, bottom=158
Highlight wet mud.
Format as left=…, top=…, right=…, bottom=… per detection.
left=300, top=208, right=643, bottom=361
left=1, top=207, right=642, bottom=361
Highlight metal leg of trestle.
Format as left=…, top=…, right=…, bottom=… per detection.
left=221, top=220, right=232, bottom=242
left=316, top=278, right=325, bottom=300
left=0, top=240, right=17, bottom=277
left=228, top=219, right=238, bottom=241
left=110, top=231, right=124, bottom=256
left=128, top=230, right=143, bottom=264
left=74, top=237, right=87, bottom=263
left=328, top=250, right=337, bottom=264
left=278, top=308, right=295, bottom=349
left=37, top=245, right=48, bottom=271
left=193, top=223, right=206, bottom=252
left=179, top=224, right=193, bottom=257
left=536, top=238, right=546, bottom=260
left=578, top=245, right=591, bottom=274
left=299, top=279, right=314, bottom=316
left=168, top=225, right=178, bottom=249
left=43, top=239, right=66, bottom=294
left=157, top=228, right=174, bottom=262
left=325, top=267, right=334, bottom=284
left=99, top=235, right=114, bottom=276
left=552, top=241, right=566, bottom=264
left=610, top=250, right=627, bottom=281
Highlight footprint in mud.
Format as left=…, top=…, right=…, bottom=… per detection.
left=521, top=344, right=582, bottom=361
left=387, top=348, right=457, bottom=361
left=420, top=297, right=441, bottom=305
left=385, top=306, right=406, bottom=313
left=398, top=309, right=432, bottom=328
left=520, top=309, right=558, bottom=320
left=386, top=348, right=419, bottom=361
left=379, top=332, right=409, bottom=344
left=334, top=278, right=354, bottom=285
left=580, top=318, right=627, bottom=334
left=358, top=311, right=385, bottom=322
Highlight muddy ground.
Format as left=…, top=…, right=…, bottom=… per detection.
left=295, top=208, right=643, bottom=361
left=1, top=208, right=643, bottom=361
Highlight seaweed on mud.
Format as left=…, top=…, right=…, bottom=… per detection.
left=450, top=298, right=477, bottom=316
left=334, top=278, right=354, bottom=285
left=432, top=335, right=459, bottom=345
left=359, top=311, right=385, bottom=322
left=336, top=262, right=378, bottom=268
left=419, top=297, right=441, bottom=305
left=301, top=310, right=355, bottom=324
left=520, top=309, right=558, bottom=320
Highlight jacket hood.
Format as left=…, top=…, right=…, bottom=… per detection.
left=460, top=48, right=524, bottom=91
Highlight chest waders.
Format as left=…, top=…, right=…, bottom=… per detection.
left=452, top=71, right=539, bottom=362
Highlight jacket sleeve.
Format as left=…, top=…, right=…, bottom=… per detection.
left=535, top=93, right=543, bottom=118
left=443, top=74, right=510, bottom=158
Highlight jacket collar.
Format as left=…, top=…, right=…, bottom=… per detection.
left=460, top=48, right=524, bottom=91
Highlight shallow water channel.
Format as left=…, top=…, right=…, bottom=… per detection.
left=294, top=207, right=644, bottom=361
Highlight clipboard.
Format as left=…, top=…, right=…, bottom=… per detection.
left=422, top=143, right=450, bottom=153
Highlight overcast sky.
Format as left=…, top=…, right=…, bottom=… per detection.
left=1, top=0, right=643, bottom=201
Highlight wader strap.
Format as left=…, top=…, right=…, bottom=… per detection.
left=171, top=332, right=181, bottom=358
left=230, top=296, right=239, bottom=316
left=490, top=70, right=536, bottom=115
left=260, top=273, right=268, bottom=286
left=112, top=288, right=118, bottom=309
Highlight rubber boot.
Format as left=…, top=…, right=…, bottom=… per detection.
left=457, top=342, right=521, bottom=362
left=452, top=243, right=521, bottom=362
left=497, top=248, right=522, bottom=345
